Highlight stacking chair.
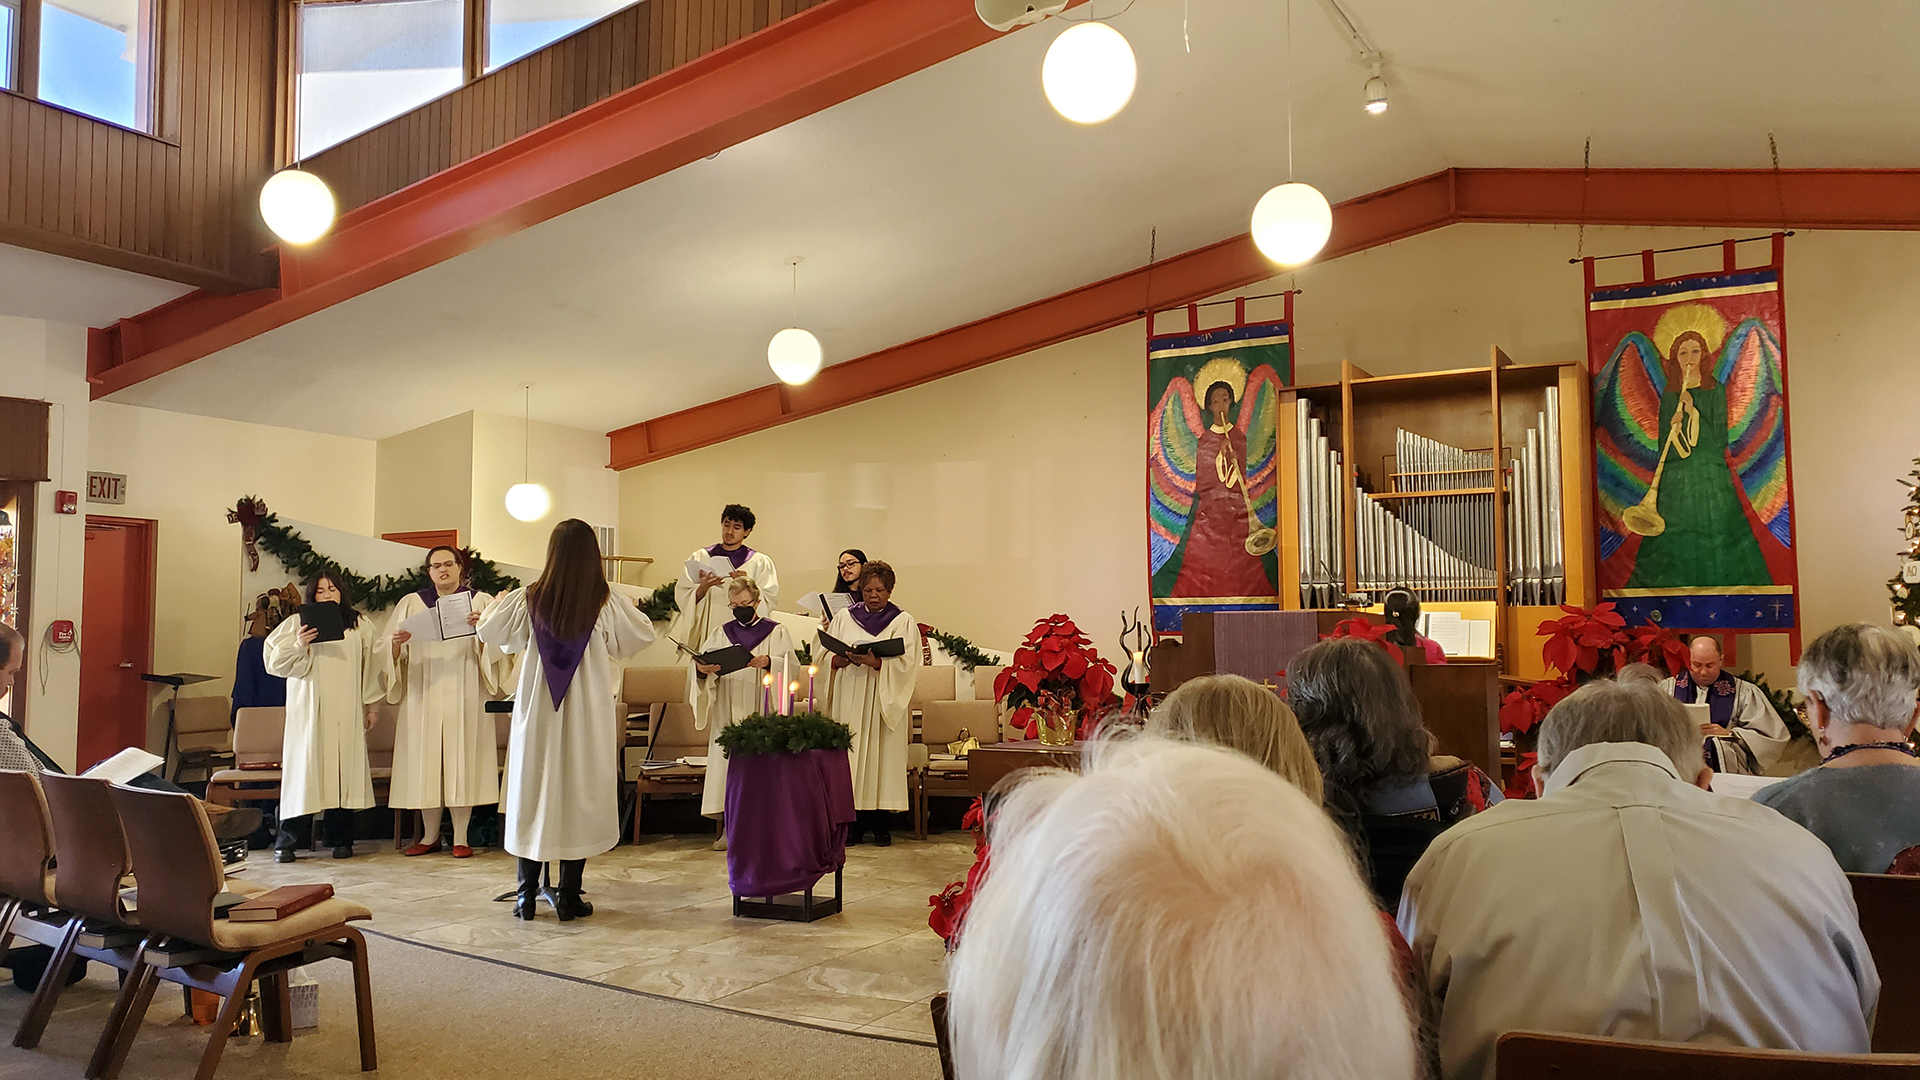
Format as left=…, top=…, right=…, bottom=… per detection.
left=909, top=700, right=1000, bottom=840
left=202, top=706, right=284, bottom=808
left=95, top=783, right=375, bottom=1080
left=13, top=774, right=146, bottom=1056
left=632, top=702, right=708, bottom=841
left=1494, top=1030, right=1920, bottom=1078
left=1851, top=871, right=1920, bottom=1052
left=0, top=770, right=59, bottom=961
left=167, top=696, right=235, bottom=784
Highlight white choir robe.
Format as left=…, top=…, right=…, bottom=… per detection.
left=671, top=546, right=778, bottom=659
left=385, top=590, right=515, bottom=810
left=478, top=588, right=655, bottom=862
left=824, top=607, right=920, bottom=812
left=263, top=614, right=390, bottom=820
left=1659, top=674, right=1791, bottom=775
left=689, top=619, right=795, bottom=818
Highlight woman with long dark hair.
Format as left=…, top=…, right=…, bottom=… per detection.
left=832, top=549, right=868, bottom=594
left=263, top=570, right=390, bottom=861
left=478, top=519, right=654, bottom=920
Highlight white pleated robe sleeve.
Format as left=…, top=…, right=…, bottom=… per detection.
left=264, top=613, right=389, bottom=820
left=824, top=608, right=919, bottom=812
left=670, top=549, right=780, bottom=658
left=688, top=620, right=795, bottom=818
left=386, top=591, right=515, bottom=810
left=479, top=588, right=655, bottom=862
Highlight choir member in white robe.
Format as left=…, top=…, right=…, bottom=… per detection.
left=386, top=545, right=514, bottom=858
left=825, top=560, right=920, bottom=846
left=671, top=503, right=778, bottom=656
left=478, top=519, right=655, bottom=921
left=262, top=572, right=390, bottom=861
left=1661, top=634, right=1791, bottom=775
left=690, top=579, right=794, bottom=847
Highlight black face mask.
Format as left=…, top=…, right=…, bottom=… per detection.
left=733, top=606, right=756, bottom=624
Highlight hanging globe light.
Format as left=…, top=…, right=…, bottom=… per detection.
left=258, top=169, right=337, bottom=246
left=504, top=482, right=551, bottom=523
left=1251, top=182, right=1333, bottom=266
left=1041, top=20, right=1137, bottom=124
left=767, top=327, right=823, bottom=386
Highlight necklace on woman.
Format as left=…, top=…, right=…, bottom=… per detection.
left=1824, top=741, right=1917, bottom=764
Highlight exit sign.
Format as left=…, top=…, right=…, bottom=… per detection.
left=87, top=472, right=127, bottom=504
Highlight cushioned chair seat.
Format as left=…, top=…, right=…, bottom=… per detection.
left=206, top=898, right=371, bottom=953
left=642, top=764, right=705, bottom=781
left=206, top=768, right=279, bottom=784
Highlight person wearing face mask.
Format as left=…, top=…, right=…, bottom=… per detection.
left=824, top=561, right=920, bottom=846
left=385, top=546, right=514, bottom=858
left=689, top=578, right=793, bottom=850
left=263, top=571, right=391, bottom=861
left=672, top=504, right=779, bottom=658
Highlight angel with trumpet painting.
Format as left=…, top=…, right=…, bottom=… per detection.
left=1593, top=301, right=1792, bottom=593
left=1150, top=355, right=1283, bottom=603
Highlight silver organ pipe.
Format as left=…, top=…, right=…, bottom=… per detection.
left=1504, top=387, right=1565, bottom=605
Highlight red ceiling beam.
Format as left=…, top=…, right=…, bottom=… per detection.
left=85, top=0, right=1027, bottom=399
left=607, top=165, right=1920, bottom=470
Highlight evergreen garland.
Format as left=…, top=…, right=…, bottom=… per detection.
left=1889, top=458, right=1920, bottom=628
left=238, top=497, right=521, bottom=611
left=638, top=581, right=679, bottom=623
left=922, top=625, right=1000, bottom=671
left=714, top=711, right=853, bottom=758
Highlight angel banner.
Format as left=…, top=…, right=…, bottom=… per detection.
left=1586, top=234, right=1799, bottom=644
left=1148, top=298, right=1292, bottom=634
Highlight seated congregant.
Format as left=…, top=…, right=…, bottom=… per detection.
left=1287, top=638, right=1501, bottom=908
left=1754, top=622, right=1920, bottom=872
left=1662, top=633, right=1790, bottom=774
left=945, top=735, right=1419, bottom=1080
left=1145, top=673, right=1323, bottom=804
left=1399, top=679, right=1877, bottom=1080
left=1382, top=587, right=1448, bottom=664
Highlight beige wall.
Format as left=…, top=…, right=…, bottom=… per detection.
left=469, top=411, right=619, bottom=569
left=619, top=223, right=1920, bottom=688
left=374, top=411, right=473, bottom=541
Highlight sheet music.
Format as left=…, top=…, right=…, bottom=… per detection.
left=796, top=591, right=853, bottom=619
left=1464, top=619, right=1492, bottom=658
left=82, top=748, right=165, bottom=785
left=683, top=553, right=734, bottom=581
left=1423, top=612, right=1469, bottom=656
left=393, top=606, right=440, bottom=644
left=1709, top=772, right=1775, bottom=800
left=436, top=591, right=475, bottom=640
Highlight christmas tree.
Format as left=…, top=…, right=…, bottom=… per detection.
left=1887, top=459, right=1920, bottom=639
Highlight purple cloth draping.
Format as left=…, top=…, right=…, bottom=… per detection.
left=707, top=543, right=755, bottom=570
left=530, top=614, right=592, bottom=710
left=723, top=617, right=779, bottom=650
left=848, top=602, right=901, bottom=636
left=1673, top=670, right=1738, bottom=727
left=725, top=748, right=856, bottom=897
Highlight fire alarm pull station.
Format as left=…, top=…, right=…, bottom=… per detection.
left=48, top=621, right=75, bottom=645
left=54, top=491, right=77, bottom=514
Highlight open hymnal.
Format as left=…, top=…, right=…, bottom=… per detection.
left=796, top=591, right=854, bottom=620
left=82, top=748, right=165, bottom=785
left=695, top=644, right=755, bottom=677
left=1418, top=612, right=1494, bottom=658
left=297, top=602, right=346, bottom=643
left=1709, top=771, right=1775, bottom=800
left=683, top=552, right=737, bottom=582
left=817, top=631, right=907, bottom=659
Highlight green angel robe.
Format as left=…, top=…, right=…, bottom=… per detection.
left=1624, top=385, right=1773, bottom=589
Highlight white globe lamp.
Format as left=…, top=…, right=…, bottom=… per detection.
left=259, top=169, right=337, bottom=246
left=767, top=327, right=823, bottom=385
left=1251, top=182, right=1333, bottom=266
left=504, top=482, right=551, bottom=523
left=1041, top=21, right=1136, bottom=124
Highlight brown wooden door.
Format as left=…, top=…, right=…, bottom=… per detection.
left=79, top=517, right=155, bottom=771
left=382, top=530, right=460, bottom=550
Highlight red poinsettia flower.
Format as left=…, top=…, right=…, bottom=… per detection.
left=1322, top=617, right=1404, bottom=665
left=995, top=614, right=1119, bottom=737
left=1499, top=676, right=1573, bottom=737
left=1503, top=750, right=1540, bottom=801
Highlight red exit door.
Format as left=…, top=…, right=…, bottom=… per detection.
left=78, top=517, right=156, bottom=772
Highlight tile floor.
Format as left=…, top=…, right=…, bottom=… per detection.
left=237, top=831, right=975, bottom=1044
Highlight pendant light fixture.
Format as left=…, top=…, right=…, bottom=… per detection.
left=767, top=257, right=823, bottom=386
left=259, top=115, right=336, bottom=246
left=1250, top=0, right=1332, bottom=267
left=504, top=384, right=551, bottom=523
left=1042, top=11, right=1137, bottom=125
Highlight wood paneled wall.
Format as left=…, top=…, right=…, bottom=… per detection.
left=0, top=0, right=278, bottom=293
left=306, top=0, right=825, bottom=214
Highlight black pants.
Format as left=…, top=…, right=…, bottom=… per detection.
left=275, top=807, right=354, bottom=849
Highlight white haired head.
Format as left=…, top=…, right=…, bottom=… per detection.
left=1798, top=623, right=1920, bottom=734
left=946, top=735, right=1418, bottom=1080
left=1535, top=679, right=1699, bottom=782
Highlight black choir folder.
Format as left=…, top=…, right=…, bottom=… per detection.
left=696, top=644, right=755, bottom=677
left=817, top=632, right=907, bottom=659
left=297, top=602, right=346, bottom=643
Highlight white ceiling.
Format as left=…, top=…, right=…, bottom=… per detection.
left=0, top=244, right=192, bottom=328
left=106, top=0, right=1920, bottom=442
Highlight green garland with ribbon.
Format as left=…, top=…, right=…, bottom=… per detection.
left=922, top=625, right=1000, bottom=671
left=235, top=497, right=521, bottom=611
left=714, top=711, right=853, bottom=758
left=639, top=581, right=679, bottom=623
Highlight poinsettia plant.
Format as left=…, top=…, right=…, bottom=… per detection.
left=928, top=799, right=991, bottom=948
left=1323, top=616, right=1403, bottom=664
left=994, top=614, right=1119, bottom=738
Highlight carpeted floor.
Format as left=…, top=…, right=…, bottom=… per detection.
left=0, top=929, right=939, bottom=1080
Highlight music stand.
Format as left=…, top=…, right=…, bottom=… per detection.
left=142, top=672, right=218, bottom=780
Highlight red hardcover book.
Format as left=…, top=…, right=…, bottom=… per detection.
left=225, top=884, right=334, bottom=922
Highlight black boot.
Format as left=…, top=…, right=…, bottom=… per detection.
left=552, top=859, right=593, bottom=921
left=872, top=811, right=894, bottom=847
left=513, top=858, right=541, bottom=920
left=846, top=811, right=868, bottom=846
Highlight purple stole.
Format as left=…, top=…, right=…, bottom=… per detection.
left=1674, top=670, right=1737, bottom=727
left=416, top=586, right=470, bottom=608
left=724, top=617, right=778, bottom=651
left=531, top=614, right=593, bottom=710
left=707, top=543, right=755, bottom=570
left=848, top=602, right=902, bottom=637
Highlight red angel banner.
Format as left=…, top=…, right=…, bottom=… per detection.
left=1585, top=235, right=1800, bottom=648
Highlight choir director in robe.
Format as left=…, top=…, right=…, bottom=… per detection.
left=386, top=545, right=513, bottom=858
left=1661, top=634, right=1790, bottom=775
left=690, top=577, right=794, bottom=850
left=672, top=503, right=778, bottom=654
left=825, top=560, right=919, bottom=846
left=263, top=571, right=390, bottom=862
left=479, top=519, right=655, bottom=920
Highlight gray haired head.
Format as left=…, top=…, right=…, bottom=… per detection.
left=1798, top=623, right=1920, bottom=733
left=1536, top=679, right=1698, bottom=782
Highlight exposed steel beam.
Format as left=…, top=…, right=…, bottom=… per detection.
left=606, top=166, right=1920, bottom=470
left=86, top=0, right=1024, bottom=398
